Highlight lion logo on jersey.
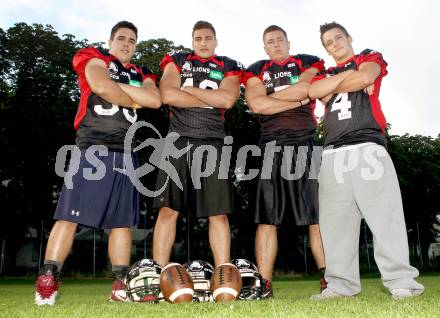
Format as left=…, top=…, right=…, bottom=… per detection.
left=182, top=61, right=192, bottom=72
left=262, top=71, right=271, bottom=84
left=109, top=61, right=118, bottom=74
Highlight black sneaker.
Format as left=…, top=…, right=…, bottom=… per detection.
left=261, top=279, right=273, bottom=299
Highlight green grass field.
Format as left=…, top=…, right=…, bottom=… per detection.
left=1, top=274, right=439, bottom=317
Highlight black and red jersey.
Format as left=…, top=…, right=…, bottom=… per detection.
left=322, top=49, right=388, bottom=148
left=243, top=55, right=325, bottom=142
left=72, top=47, right=157, bottom=151
left=160, top=51, right=243, bottom=139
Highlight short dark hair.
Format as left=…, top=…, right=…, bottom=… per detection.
left=263, top=25, right=288, bottom=41
left=319, top=22, right=350, bottom=47
left=192, top=21, right=216, bottom=38
left=110, top=21, right=138, bottom=40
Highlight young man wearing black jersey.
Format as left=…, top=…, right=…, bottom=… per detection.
left=35, top=21, right=161, bottom=305
left=152, top=21, right=242, bottom=269
left=243, top=25, right=326, bottom=297
left=309, top=22, right=424, bottom=300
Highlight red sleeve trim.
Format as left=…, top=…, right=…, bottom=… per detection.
left=305, top=60, right=325, bottom=73
left=310, top=73, right=326, bottom=84
left=242, top=71, right=259, bottom=86
left=132, top=65, right=158, bottom=84
left=143, top=74, right=158, bottom=84
left=160, top=54, right=181, bottom=72
left=224, top=70, right=242, bottom=78
left=357, top=53, right=388, bottom=78
left=72, top=47, right=108, bottom=75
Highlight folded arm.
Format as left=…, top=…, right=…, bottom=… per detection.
left=335, top=62, right=381, bottom=94
left=85, top=58, right=134, bottom=107
left=245, top=77, right=304, bottom=115
left=159, top=63, right=208, bottom=108
left=270, top=67, right=319, bottom=102
left=309, top=62, right=381, bottom=102
left=118, top=79, right=162, bottom=109
left=182, top=75, right=241, bottom=109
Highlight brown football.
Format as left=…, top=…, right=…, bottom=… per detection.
left=160, top=263, right=194, bottom=303
left=211, top=263, right=242, bottom=302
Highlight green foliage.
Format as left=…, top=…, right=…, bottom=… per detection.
left=133, top=38, right=189, bottom=77
left=0, top=23, right=86, bottom=241
left=0, top=22, right=439, bottom=274
left=388, top=133, right=440, bottom=258
left=314, top=117, right=325, bottom=145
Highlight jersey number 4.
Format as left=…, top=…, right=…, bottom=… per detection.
left=331, top=93, right=352, bottom=120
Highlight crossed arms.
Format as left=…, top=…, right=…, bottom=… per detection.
left=245, top=68, right=318, bottom=115
left=159, top=62, right=241, bottom=109
left=309, top=62, right=381, bottom=104
left=85, top=58, right=161, bottom=109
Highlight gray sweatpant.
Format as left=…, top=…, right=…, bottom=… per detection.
left=319, top=143, right=424, bottom=296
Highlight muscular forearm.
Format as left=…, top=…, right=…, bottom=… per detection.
left=246, top=95, right=302, bottom=115
left=183, top=87, right=237, bottom=109
left=160, top=87, right=209, bottom=108
left=270, top=81, right=309, bottom=102
left=309, top=71, right=354, bottom=99
left=118, top=83, right=161, bottom=109
left=335, top=70, right=376, bottom=93
left=94, top=81, right=134, bottom=108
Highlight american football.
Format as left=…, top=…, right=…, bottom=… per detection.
left=211, top=263, right=242, bottom=302
left=160, top=263, right=194, bottom=303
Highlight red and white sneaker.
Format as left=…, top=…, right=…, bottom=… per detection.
left=35, top=272, right=60, bottom=306
left=109, top=279, right=130, bottom=302
left=261, top=279, right=274, bottom=299
left=320, top=269, right=328, bottom=292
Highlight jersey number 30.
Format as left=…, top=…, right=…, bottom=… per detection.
left=331, top=93, right=352, bottom=120
left=94, top=105, right=137, bottom=123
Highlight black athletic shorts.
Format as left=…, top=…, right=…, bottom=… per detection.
left=54, top=148, right=139, bottom=229
left=255, top=138, right=320, bottom=226
left=153, top=136, right=233, bottom=218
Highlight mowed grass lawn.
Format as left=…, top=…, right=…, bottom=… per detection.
left=1, top=274, right=439, bottom=318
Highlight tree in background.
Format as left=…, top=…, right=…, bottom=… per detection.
left=0, top=22, right=438, bottom=274
left=388, top=133, right=440, bottom=264
left=0, top=23, right=86, bottom=245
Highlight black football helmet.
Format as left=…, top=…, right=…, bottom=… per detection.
left=231, top=258, right=262, bottom=300
left=183, top=260, right=214, bottom=302
left=125, top=258, right=163, bottom=302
